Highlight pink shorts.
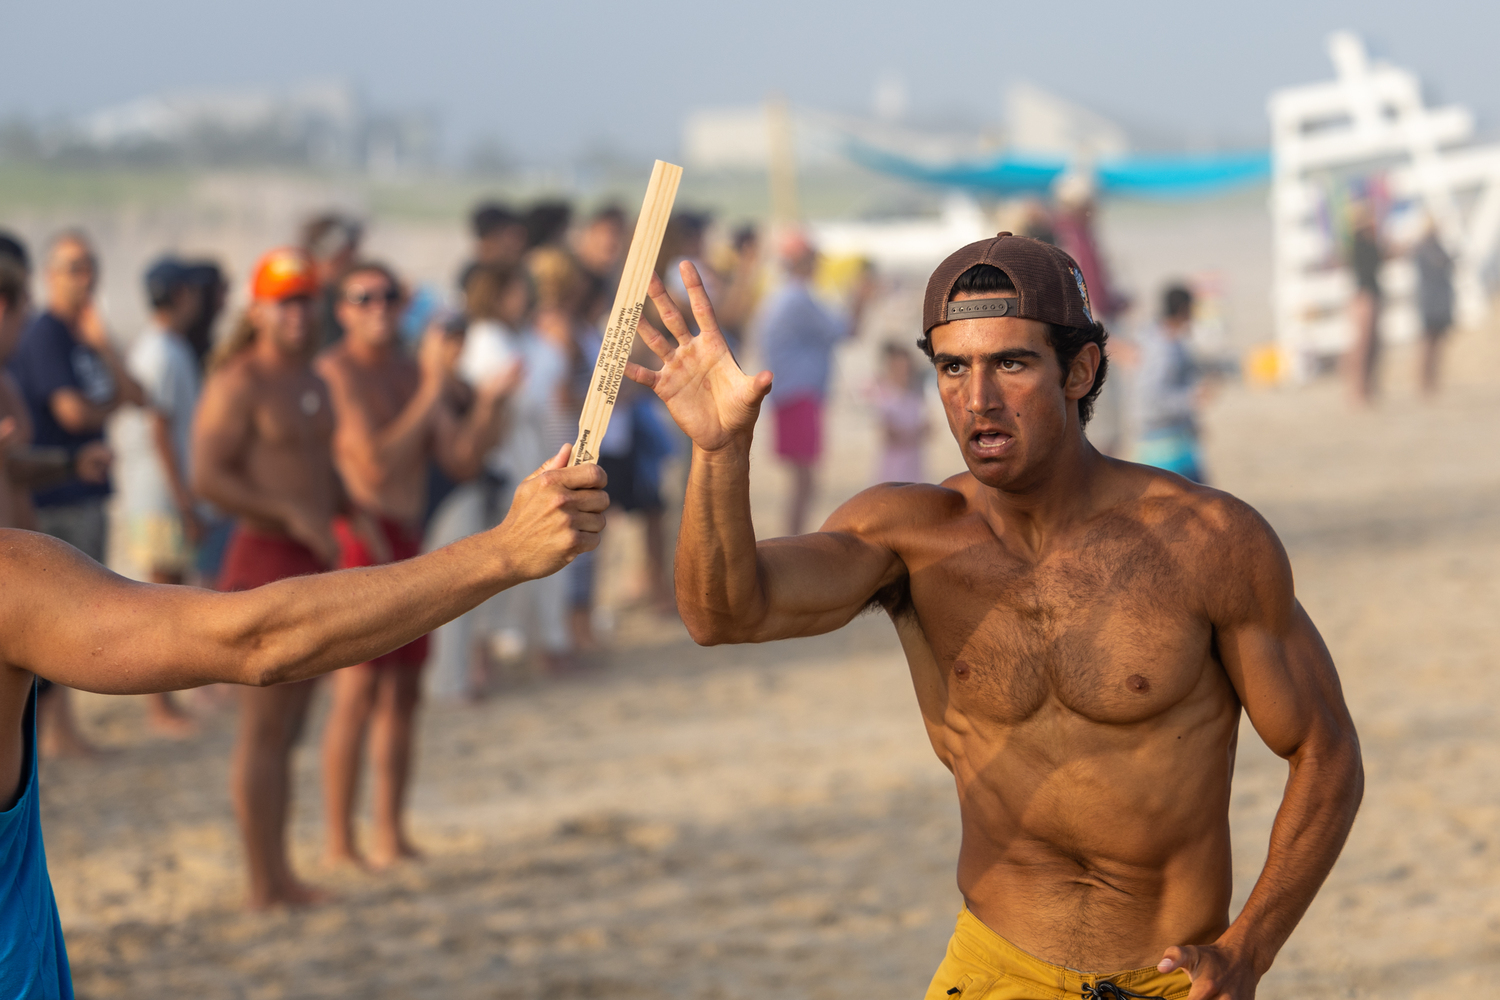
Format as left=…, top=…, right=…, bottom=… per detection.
left=774, top=395, right=823, bottom=465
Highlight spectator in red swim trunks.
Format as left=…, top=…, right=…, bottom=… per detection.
left=315, top=261, right=517, bottom=870
left=192, top=246, right=351, bottom=909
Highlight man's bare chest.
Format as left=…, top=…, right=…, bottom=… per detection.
left=251, top=379, right=333, bottom=450
left=906, top=537, right=1213, bottom=726
left=338, top=358, right=417, bottom=431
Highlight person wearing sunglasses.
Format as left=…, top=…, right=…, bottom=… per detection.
left=315, top=261, right=519, bottom=872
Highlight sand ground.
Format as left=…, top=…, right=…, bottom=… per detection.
left=37, top=300, right=1500, bottom=997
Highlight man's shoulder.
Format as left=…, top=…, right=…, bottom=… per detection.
left=203, top=353, right=260, bottom=399
left=825, top=476, right=973, bottom=540
left=1121, top=463, right=1282, bottom=567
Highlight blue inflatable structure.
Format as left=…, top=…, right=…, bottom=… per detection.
left=845, top=139, right=1270, bottom=200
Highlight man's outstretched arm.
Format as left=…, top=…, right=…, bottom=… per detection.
left=627, top=263, right=901, bottom=646
left=0, top=446, right=607, bottom=693
left=1159, top=500, right=1363, bottom=1000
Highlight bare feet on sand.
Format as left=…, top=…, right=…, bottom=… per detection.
left=246, top=878, right=333, bottom=912
left=368, top=839, right=424, bottom=871
left=321, top=847, right=371, bottom=873
left=147, top=693, right=200, bottom=738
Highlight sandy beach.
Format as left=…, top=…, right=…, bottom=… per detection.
left=32, top=273, right=1500, bottom=998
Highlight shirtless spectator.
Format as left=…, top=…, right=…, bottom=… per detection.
left=7, top=230, right=142, bottom=757
left=191, top=247, right=350, bottom=908
left=316, top=262, right=517, bottom=869
left=630, top=236, right=1362, bottom=999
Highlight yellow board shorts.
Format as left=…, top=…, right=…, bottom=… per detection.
left=923, top=909, right=1193, bottom=1000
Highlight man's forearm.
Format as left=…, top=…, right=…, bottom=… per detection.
left=1220, top=732, right=1363, bottom=972
left=221, top=530, right=522, bottom=686
left=676, top=440, right=765, bottom=642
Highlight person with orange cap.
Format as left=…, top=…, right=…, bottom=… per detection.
left=191, top=246, right=356, bottom=908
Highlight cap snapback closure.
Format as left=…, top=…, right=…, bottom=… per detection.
left=943, top=297, right=1018, bottom=322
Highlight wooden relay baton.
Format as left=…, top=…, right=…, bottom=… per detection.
left=570, top=159, right=684, bottom=466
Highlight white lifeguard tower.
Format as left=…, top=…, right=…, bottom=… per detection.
left=1269, top=32, right=1500, bottom=377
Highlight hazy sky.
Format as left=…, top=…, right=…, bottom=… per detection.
left=4, top=0, right=1497, bottom=163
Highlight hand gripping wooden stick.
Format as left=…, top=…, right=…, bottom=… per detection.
left=570, top=159, right=683, bottom=466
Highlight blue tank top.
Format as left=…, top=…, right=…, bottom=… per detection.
left=0, top=683, right=73, bottom=998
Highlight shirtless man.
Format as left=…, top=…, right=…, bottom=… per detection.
left=192, top=247, right=373, bottom=908
left=0, top=437, right=606, bottom=995
left=626, top=235, right=1363, bottom=1000
left=315, top=261, right=515, bottom=869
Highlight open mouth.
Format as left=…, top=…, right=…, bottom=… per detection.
left=969, top=430, right=1014, bottom=458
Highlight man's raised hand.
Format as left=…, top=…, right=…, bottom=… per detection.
left=491, top=444, right=609, bottom=581
left=624, top=261, right=773, bottom=454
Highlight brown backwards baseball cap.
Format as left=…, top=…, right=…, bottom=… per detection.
left=922, top=232, right=1096, bottom=335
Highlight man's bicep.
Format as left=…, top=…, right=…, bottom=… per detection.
left=756, top=484, right=909, bottom=633
left=755, top=531, right=902, bottom=637
left=1222, top=603, right=1353, bottom=765
left=1210, top=512, right=1349, bottom=760
left=0, top=531, right=221, bottom=693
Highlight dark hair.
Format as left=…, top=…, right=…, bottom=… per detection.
left=0, top=254, right=27, bottom=309
left=472, top=202, right=518, bottom=238
left=588, top=204, right=625, bottom=228
left=732, top=223, right=758, bottom=252
left=145, top=256, right=190, bottom=309
left=0, top=231, right=29, bottom=271
left=337, top=261, right=402, bottom=299
left=182, top=261, right=226, bottom=366
left=918, top=264, right=1109, bottom=427
left=1163, top=284, right=1193, bottom=320
left=524, top=201, right=572, bottom=249
left=300, top=213, right=362, bottom=263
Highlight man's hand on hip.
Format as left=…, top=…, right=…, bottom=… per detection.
left=491, top=444, right=609, bottom=581
left=625, top=261, right=773, bottom=454
left=1158, top=941, right=1262, bottom=1000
